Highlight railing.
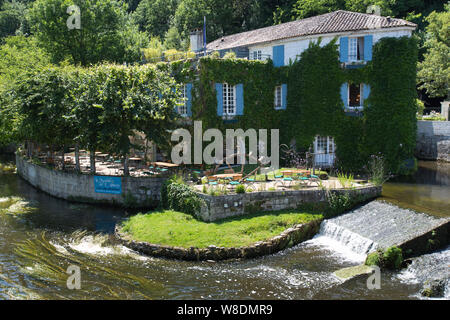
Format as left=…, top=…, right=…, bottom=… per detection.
left=312, top=152, right=336, bottom=168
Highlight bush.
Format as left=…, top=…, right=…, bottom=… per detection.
left=325, top=190, right=352, bottom=218
left=366, top=154, right=391, bottom=186
left=160, top=174, right=185, bottom=209
left=383, top=246, right=403, bottom=270
left=365, top=246, right=403, bottom=270
left=365, top=250, right=382, bottom=267
left=235, top=184, right=246, bottom=193
left=167, top=182, right=204, bottom=216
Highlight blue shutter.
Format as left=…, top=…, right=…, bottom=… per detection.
left=363, top=84, right=370, bottom=105
left=236, top=83, right=244, bottom=115
left=364, top=35, right=373, bottom=61
left=186, top=83, right=193, bottom=116
left=281, top=84, right=287, bottom=110
left=272, top=45, right=285, bottom=67
left=216, top=83, right=223, bottom=116
left=340, top=37, right=348, bottom=63
left=340, top=83, right=348, bottom=107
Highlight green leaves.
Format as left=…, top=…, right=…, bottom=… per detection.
left=417, top=5, right=450, bottom=98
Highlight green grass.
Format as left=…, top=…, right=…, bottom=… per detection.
left=121, top=210, right=323, bottom=248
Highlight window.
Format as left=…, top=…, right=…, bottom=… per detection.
left=178, top=84, right=188, bottom=116
left=348, top=83, right=362, bottom=107
left=348, top=37, right=364, bottom=62
left=274, top=86, right=282, bottom=109
left=251, top=50, right=262, bottom=60
left=223, top=83, right=236, bottom=115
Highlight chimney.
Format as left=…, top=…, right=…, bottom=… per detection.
left=190, top=29, right=203, bottom=52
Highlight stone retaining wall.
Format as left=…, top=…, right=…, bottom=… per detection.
left=416, top=121, right=450, bottom=162
left=196, top=186, right=382, bottom=222
left=115, top=219, right=322, bottom=261
left=16, top=154, right=166, bottom=207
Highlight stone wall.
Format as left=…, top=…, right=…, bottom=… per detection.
left=16, top=154, right=166, bottom=207
left=115, top=219, right=322, bottom=261
left=196, top=186, right=382, bottom=222
left=416, top=121, right=450, bottom=162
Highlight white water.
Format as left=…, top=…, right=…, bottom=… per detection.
left=310, top=220, right=378, bottom=262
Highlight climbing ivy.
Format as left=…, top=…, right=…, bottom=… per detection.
left=365, top=36, right=418, bottom=173
left=156, top=36, right=418, bottom=174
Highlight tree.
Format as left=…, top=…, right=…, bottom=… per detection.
left=28, top=0, right=147, bottom=65
left=96, top=64, right=179, bottom=175
left=0, top=36, right=51, bottom=146
left=417, top=4, right=450, bottom=99
left=164, top=26, right=183, bottom=50
left=0, top=0, right=27, bottom=39
left=174, top=0, right=254, bottom=42
left=12, top=67, right=76, bottom=166
left=133, top=0, right=178, bottom=39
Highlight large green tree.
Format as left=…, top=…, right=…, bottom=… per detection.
left=133, top=0, right=178, bottom=39
left=28, top=0, right=148, bottom=65
left=417, top=4, right=449, bottom=99
left=174, top=0, right=255, bottom=42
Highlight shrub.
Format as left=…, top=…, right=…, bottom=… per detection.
left=235, top=184, right=246, bottom=193
left=166, top=182, right=204, bottom=216
left=365, top=246, right=403, bottom=270
left=160, top=174, right=185, bottom=209
left=325, top=190, right=352, bottom=218
left=365, top=250, right=382, bottom=267
left=366, top=155, right=391, bottom=186
left=337, top=172, right=354, bottom=188
left=223, top=51, right=236, bottom=59
left=383, top=246, right=403, bottom=270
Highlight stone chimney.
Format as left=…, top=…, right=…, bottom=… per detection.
left=190, top=29, right=203, bottom=52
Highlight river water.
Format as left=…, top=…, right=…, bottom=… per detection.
left=0, top=157, right=448, bottom=300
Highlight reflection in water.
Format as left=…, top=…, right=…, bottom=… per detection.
left=381, top=161, right=450, bottom=217
left=0, top=155, right=448, bottom=299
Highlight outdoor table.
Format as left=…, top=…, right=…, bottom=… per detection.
left=96, top=153, right=109, bottom=161
left=281, top=169, right=310, bottom=175
left=152, top=162, right=180, bottom=168
left=213, top=173, right=242, bottom=179
left=213, top=173, right=243, bottom=183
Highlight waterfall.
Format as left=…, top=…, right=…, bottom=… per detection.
left=311, top=220, right=378, bottom=262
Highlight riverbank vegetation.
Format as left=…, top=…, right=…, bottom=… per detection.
left=365, top=246, right=404, bottom=270
left=121, top=209, right=322, bottom=248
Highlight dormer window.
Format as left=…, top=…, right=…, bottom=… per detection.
left=349, top=37, right=365, bottom=62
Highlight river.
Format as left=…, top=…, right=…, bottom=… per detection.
left=0, top=156, right=448, bottom=300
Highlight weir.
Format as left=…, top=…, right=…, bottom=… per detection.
left=314, top=201, right=449, bottom=259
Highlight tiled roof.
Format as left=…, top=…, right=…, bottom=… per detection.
left=207, top=10, right=416, bottom=51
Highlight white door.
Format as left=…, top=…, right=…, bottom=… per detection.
left=314, top=136, right=335, bottom=167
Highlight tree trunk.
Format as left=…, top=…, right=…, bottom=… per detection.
left=61, top=146, right=65, bottom=171
left=75, top=144, right=80, bottom=173
left=123, top=155, right=129, bottom=176
left=27, top=141, right=31, bottom=158
left=90, top=150, right=96, bottom=174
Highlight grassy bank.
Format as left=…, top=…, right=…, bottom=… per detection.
left=121, top=210, right=323, bottom=248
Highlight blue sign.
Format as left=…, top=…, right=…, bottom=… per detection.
left=94, top=176, right=122, bottom=194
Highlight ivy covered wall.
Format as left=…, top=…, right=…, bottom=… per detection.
left=163, top=36, right=418, bottom=174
